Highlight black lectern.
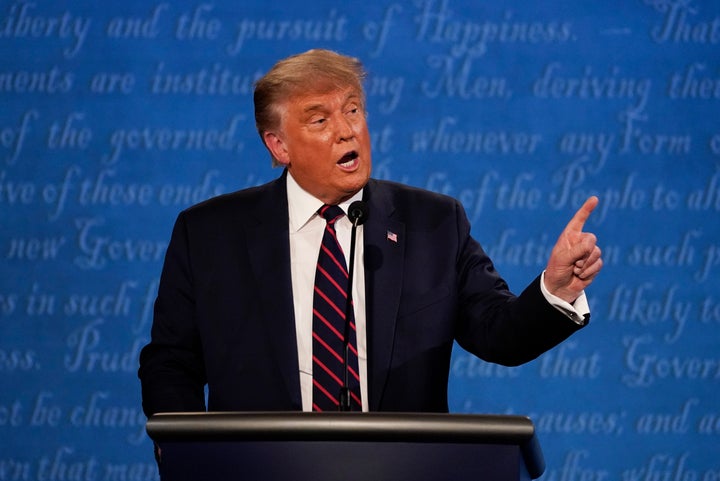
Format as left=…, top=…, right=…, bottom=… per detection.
left=146, top=412, right=545, bottom=481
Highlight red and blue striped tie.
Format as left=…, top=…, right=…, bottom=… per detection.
left=312, top=205, right=361, bottom=411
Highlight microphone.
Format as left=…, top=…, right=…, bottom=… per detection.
left=348, top=201, right=368, bottom=226
left=339, top=201, right=368, bottom=411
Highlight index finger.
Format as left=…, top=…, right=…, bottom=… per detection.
left=565, top=196, right=599, bottom=233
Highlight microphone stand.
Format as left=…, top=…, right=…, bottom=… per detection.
left=339, top=201, right=366, bottom=411
left=339, top=215, right=359, bottom=412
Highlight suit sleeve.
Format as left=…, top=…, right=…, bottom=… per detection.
left=138, top=212, right=207, bottom=417
left=452, top=200, right=586, bottom=366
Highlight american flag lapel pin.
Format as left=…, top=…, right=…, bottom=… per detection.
left=386, top=230, right=398, bottom=243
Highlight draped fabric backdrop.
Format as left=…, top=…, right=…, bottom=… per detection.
left=1, top=0, right=719, bottom=479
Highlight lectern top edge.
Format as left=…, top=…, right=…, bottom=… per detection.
left=146, top=411, right=545, bottom=478
left=147, top=411, right=536, bottom=444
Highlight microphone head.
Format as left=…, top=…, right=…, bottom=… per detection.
left=348, top=201, right=368, bottom=226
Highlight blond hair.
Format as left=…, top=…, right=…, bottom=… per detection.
left=254, top=49, right=367, bottom=166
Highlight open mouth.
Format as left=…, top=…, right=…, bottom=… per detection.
left=337, top=151, right=359, bottom=168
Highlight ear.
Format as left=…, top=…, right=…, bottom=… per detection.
left=263, top=131, right=290, bottom=166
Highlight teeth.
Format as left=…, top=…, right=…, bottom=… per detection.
left=338, top=152, right=358, bottom=167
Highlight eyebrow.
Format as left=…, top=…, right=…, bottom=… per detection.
left=301, top=92, right=362, bottom=114
left=302, top=103, right=327, bottom=114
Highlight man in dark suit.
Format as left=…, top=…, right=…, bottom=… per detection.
left=138, top=49, right=602, bottom=416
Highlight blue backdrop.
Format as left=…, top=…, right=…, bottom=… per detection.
left=1, top=0, right=719, bottom=479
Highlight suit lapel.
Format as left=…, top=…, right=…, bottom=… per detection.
left=363, top=180, right=405, bottom=410
left=244, top=172, right=302, bottom=409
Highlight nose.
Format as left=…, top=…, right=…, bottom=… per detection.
left=336, top=114, right=355, bottom=142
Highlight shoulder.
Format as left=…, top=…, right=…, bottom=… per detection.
left=179, top=174, right=285, bottom=226
left=367, top=178, right=464, bottom=220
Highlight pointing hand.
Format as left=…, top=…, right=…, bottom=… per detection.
left=544, top=196, right=603, bottom=304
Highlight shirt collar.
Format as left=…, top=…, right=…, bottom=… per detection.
left=286, top=171, right=364, bottom=233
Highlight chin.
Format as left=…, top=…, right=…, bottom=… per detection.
left=348, top=172, right=370, bottom=190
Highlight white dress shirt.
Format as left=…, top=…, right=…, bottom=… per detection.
left=286, top=173, right=368, bottom=412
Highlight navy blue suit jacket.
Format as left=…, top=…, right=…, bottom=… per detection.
left=139, top=172, right=585, bottom=415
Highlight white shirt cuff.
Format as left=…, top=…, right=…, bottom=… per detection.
left=540, top=271, right=590, bottom=325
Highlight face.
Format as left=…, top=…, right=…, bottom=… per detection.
left=264, top=86, right=372, bottom=205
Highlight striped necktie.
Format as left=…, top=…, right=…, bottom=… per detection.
left=312, top=205, right=361, bottom=411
